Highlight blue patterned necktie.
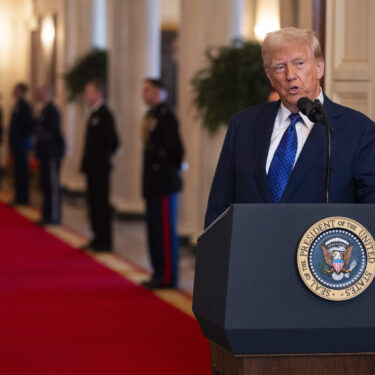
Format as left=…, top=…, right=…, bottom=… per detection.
left=268, top=113, right=302, bottom=203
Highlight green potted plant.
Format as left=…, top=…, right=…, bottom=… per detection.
left=64, top=49, right=107, bottom=102
left=191, top=39, right=271, bottom=134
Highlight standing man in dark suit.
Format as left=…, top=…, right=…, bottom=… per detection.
left=205, top=27, right=375, bottom=228
left=9, top=83, right=33, bottom=205
left=0, top=94, right=3, bottom=146
left=0, top=94, right=4, bottom=187
left=34, top=84, right=65, bottom=225
left=141, top=78, right=184, bottom=289
left=81, top=80, right=119, bottom=252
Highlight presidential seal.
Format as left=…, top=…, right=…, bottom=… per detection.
left=297, top=217, right=375, bottom=301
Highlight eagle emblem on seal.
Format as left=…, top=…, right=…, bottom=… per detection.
left=320, top=237, right=357, bottom=281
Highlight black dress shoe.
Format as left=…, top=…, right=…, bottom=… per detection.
left=79, top=241, right=96, bottom=250
left=91, top=244, right=112, bottom=253
left=36, top=220, right=60, bottom=226
left=9, top=200, right=29, bottom=206
left=141, top=279, right=175, bottom=289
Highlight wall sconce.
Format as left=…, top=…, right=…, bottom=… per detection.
left=41, top=15, right=55, bottom=48
left=254, top=0, right=280, bottom=41
left=40, top=14, right=57, bottom=84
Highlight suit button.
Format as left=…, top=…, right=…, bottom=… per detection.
left=152, top=164, right=160, bottom=171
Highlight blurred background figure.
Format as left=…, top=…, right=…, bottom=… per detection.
left=0, top=94, right=3, bottom=146
left=0, top=93, right=4, bottom=188
left=8, top=82, right=33, bottom=205
left=141, top=78, right=184, bottom=289
left=34, top=84, right=65, bottom=225
left=80, top=80, right=119, bottom=252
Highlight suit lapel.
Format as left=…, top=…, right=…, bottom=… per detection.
left=254, top=101, right=280, bottom=202
left=280, top=95, right=341, bottom=202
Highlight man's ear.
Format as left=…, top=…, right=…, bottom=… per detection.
left=266, top=71, right=275, bottom=90
left=265, top=67, right=271, bottom=81
left=316, top=59, right=325, bottom=80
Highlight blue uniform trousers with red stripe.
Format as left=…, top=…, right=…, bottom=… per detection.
left=145, top=193, right=179, bottom=288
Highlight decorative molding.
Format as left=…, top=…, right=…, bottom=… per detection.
left=332, top=81, right=372, bottom=117
left=331, top=0, right=372, bottom=81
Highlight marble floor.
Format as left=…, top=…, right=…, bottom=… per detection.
left=62, top=193, right=197, bottom=293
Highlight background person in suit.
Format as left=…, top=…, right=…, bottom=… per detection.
left=141, top=78, right=184, bottom=289
left=9, top=82, right=33, bottom=205
left=205, top=27, right=375, bottom=228
left=34, top=84, right=65, bottom=225
left=0, top=94, right=3, bottom=146
left=80, top=79, right=119, bottom=252
left=0, top=93, right=4, bottom=187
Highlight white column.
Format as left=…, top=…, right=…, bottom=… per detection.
left=92, top=0, right=107, bottom=48
left=242, top=0, right=257, bottom=40
left=178, top=0, right=244, bottom=240
left=60, top=0, right=95, bottom=192
left=0, top=0, right=30, bottom=169
left=107, top=0, right=160, bottom=213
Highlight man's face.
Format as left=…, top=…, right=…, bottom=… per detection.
left=142, top=82, right=159, bottom=107
left=265, top=42, right=324, bottom=113
left=84, top=83, right=100, bottom=105
left=13, top=85, right=24, bottom=100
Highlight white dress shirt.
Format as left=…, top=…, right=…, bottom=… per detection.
left=90, top=99, right=104, bottom=113
left=265, top=90, right=324, bottom=174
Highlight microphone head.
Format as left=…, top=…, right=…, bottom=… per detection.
left=297, top=97, right=324, bottom=123
left=297, top=97, right=314, bottom=116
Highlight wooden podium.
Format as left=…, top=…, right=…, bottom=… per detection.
left=193, top=204, right=375, bottom=375
left=210, top=342, right=375, bottom=375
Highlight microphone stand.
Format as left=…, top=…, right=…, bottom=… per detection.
left=297, top=98, right=332, bottom=203
left=317, top=101, right=332, bottom=204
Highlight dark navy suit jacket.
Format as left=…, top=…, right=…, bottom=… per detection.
left=205, top=95, right=375, bottom=228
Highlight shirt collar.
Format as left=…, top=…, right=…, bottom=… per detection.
left=277, top=88, right=324, bottom=129
left=91, top=99, right=104, bottom=112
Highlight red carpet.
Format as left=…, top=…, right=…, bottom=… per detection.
left=0, top=203, right=210, bottom=375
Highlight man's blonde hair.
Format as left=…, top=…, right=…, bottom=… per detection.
left=262, top=27, right=323, bottom=69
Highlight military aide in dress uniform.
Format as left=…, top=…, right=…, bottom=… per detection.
left=34, top=84, right=65, bottom=225
left=81, top=80, right=119, bottom=252
left=9, top=83, right=33, bottom=205
left=141, top=78, right=184, bottom=289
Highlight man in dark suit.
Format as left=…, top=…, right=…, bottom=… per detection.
left=205, top=27, right=375, bottom=228
left=9, top=83, right=33, bottom=205
left=81, top=80, right=119, bottom=252
left=0, top=93, right=4, bottom=187
left=34, top=84, right=65, bottom=225
left=0, top=94, right=3, bottom=146
left=141, top=78, right=184, bottom=289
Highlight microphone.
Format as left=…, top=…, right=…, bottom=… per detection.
left=297, top=97, right=332, bottom=204
left=297, top=97, right=324, bottom=123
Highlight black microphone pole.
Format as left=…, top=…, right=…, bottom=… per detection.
left=297, top=98, right=332, bottom=203
left=321, top=103, right=332, bottom=204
